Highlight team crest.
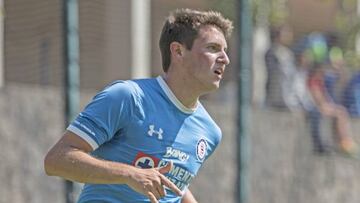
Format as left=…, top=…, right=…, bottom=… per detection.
left=132, top=152, right=160, bottom=169
left=196, top=138, right=208, bottom=161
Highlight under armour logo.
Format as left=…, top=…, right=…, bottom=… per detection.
left=147, top=125, right=163, bottom=140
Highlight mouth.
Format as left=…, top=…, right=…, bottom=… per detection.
left=214, top=68, right=224, bottom=77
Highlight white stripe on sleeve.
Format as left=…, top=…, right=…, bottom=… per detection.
left=67, top=125, right=99, bottom=150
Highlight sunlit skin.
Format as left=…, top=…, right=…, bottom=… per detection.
left=164, top=25, right=230, bottom=109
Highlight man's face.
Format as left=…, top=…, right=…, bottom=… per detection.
left=182, top=25, right=230, bottom=93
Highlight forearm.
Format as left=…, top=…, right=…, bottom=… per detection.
left=181, top=189, right=198, bottom=203
left=44, top=147, right=132, bottom=184
left=310, top=88, right=328, bottom=106
left=45, top=144, right=135, bottom=184
left=45, top=131, right=183, bottom=201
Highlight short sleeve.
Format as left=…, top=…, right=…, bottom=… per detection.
left=204, top=127, right=222, bottom=162
left=67, top=81, right=137, bottom=150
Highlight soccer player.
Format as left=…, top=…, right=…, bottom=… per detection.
left=44, top=8, right=233, bottom=203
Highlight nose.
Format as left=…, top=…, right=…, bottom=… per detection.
left=217, top=51, right=230, bottom=66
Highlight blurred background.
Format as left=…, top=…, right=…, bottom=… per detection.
left=1, top=0, right=360, bottom=202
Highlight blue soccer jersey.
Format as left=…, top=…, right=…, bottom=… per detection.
left=67, top=76, right=222, bottom=203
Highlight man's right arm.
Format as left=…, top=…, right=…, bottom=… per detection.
left=44, top=130, right=131, bottom=183
left=44, top=130, right=182, bottom=202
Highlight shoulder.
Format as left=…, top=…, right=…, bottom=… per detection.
left=100, top=78, right=156, bottom=100
left=103, top=80, right=139, bottom=96
left=84, top=80, right=143, bottom=112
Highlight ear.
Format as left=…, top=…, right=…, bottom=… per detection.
left=170, top=42, right=184, bottom=57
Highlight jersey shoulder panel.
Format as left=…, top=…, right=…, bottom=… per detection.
left=68, top=80, right=143, bottom=149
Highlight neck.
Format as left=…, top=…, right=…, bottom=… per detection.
left=162, top=73, right=200, bottom=110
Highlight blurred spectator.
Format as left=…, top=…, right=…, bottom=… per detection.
left=264, top=25, right=298, bottom=110
left=324, top=33, right=350, bottom=103
left=307, top=62, right=358, bottom=155
left=342, top=71, right=360, bottom=117
left=292, top=36, right=326, bottom=153
left=292, top=32, right=358, bottom=155
left=292, top=40, right=315, bottom=111
left=264, top=26, right=358, bottom=155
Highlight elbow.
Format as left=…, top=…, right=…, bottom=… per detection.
left=44, top=151, right=58, bottom=176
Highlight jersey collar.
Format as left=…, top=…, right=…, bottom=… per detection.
left=156, top=76, right=198, bottom=114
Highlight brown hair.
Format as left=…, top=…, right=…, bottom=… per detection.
left=159, top=8, right=233, bottom=72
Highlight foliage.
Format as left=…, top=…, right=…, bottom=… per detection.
left=252, top=0, right=288, bottom=26
left=335, top=0, right=360, bottom=69
left=208, top=0, right=236, bottom=21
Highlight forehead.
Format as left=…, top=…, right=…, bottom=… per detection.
left=194, top=25, right=227, bottom=47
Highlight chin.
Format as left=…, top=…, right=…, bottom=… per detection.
left=198, top=80, right=221, bottom=93
left=206, top=83, right=220, bottom=92
left=214, top=80, right=221, bottom=88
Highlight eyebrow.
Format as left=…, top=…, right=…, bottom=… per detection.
left=207, top=42, right=227, bottom=51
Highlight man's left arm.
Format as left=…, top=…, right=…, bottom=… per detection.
left=181, top=189, right=198, bottom=203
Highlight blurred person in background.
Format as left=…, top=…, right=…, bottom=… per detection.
left=308, top=60, right=358, bottom=155
left=293, top=32, right=358, bottom=155
left=293, top=35, right=328, bottom=154
left=292, top=39, right=315, bottom=112
left=342, top=71, right=360, bottom=117
left=264, top=24, right=298, bottom=110
left=323, top=33, right=350, bottom=103
left=325, top=33, right=360, bottom=118
left=44, top=8, right=233, bottom=203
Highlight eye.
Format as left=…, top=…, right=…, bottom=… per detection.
left=207, top=45, right=220, bottom=52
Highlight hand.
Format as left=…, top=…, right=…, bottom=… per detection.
left=126, top=161, right=183, bottom=203
left=319, top=103, right=337, bottom=115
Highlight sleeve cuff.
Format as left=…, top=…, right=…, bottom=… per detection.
left=67, top=125, right=99, bottom=150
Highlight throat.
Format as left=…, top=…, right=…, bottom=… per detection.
left=161, top=75, right=200, bottom=110
left=181, top=98, right=199, bottom=110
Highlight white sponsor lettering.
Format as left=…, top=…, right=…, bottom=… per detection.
left=159, top=160, right=194, bottom=191
left=163, top=147, right=189, bottom=162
